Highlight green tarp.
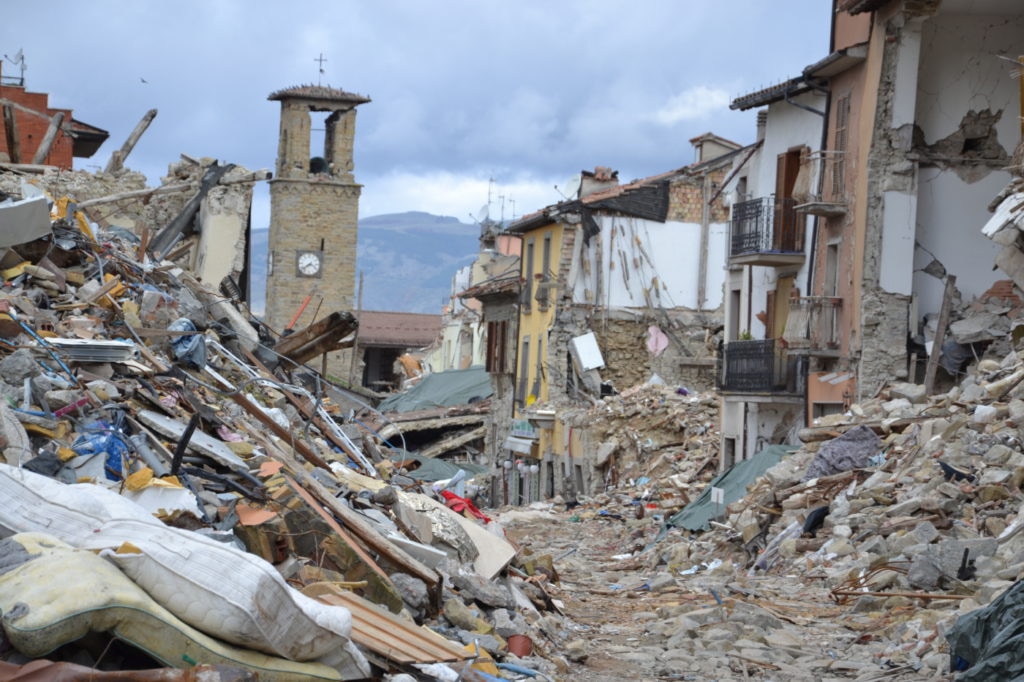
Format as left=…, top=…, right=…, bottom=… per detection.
left=377, top=366, right=492, bottom=414
left=667, top=444, right=797, bottom=532
left=389, top=452, right=489, bottom=483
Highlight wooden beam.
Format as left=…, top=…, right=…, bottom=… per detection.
left=105, top=108, right=157, bottom=173
left=3, top=104, right=20, bottom=164
left=924, top=275, right=956, bottom=394
left=30, top=112, right=64, bottom=165
left=202, top=365, right=333, bottom=471
left=275, top=310, right=358, bottom=365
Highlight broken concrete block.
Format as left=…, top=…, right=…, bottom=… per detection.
left=889, top=382, right=928, bottom=404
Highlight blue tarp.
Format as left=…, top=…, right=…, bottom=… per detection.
left=667, top=444, right=797, bottom=532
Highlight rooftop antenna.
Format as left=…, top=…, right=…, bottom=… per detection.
left=498, top=194, right=505, bottom=224
left=2, top=49, right=25, bottom=86
left=314, top=52, right=327, bottom=86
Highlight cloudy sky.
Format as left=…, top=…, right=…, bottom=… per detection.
left=4, top=1, right=833, bottom=226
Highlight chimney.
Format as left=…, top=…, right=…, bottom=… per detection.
left=756, top=111, right=768, bottom=143
left=579, top=166, right=619, bottom=198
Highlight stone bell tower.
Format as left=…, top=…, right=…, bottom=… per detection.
left=265, top=84, right=370, bottom=362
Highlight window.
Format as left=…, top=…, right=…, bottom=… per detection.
left=831, top=94, right=850, bottom=201
left=516, top=336, right=530, bottom=407
left=523, top=239, right=535, bottom=313
left=536, top=231, right=553, bottom=307
left=486, top=319, right=511, bottom=374
left=825, top=242, right=840, bottom=297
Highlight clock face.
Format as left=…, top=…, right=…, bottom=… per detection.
left=297, top=251, right=322, bottom=277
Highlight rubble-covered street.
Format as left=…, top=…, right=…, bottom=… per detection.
left=0, top=171, right=1022, bottom=681
left=498, top=348, right=1024, bottom=681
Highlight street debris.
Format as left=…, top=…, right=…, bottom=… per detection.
left=0, top=172, right=560, bottom=682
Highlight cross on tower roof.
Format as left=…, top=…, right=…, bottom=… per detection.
left=314, top=52, right=327, bottom=85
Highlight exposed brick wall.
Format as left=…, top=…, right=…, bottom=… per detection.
left=0, top=85, right=74, bottom=168
left=666, top=168, right=730, bottom=224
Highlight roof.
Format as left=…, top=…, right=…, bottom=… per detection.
left=688, top=132, right=742, bottom=148
left=840, top=0, right=888, bottom=14
left=458, top=273, right=521, bottom=300
left=804, top=43, right=869, bottom=79
left=68, top=118, right=109, bottom=158
left=730, top=76, right=811, bottom=111
left=506, top=149, right=745, bottom=236
left=376, top=366, right=492, bottom=414
left=267, top=84, right=371, bottom=107
left=355, top=310, right=440, bottom=347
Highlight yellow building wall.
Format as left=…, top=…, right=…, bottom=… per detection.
left=509, top=221, right=572, bottom=464
left=514, top=222, right=564, bottom=415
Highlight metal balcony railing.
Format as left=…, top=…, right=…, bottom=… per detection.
left=783, top=296, right=842, bottom=354
left=729, top=195, right=801, bottom=259
left=718, top=338, right=805, bottom=395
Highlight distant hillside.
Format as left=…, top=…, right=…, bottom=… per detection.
left=247, top=211, right=481, bottom=315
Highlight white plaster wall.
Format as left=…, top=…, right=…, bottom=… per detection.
left=880, top=190, right=916, bottom=295
left=736, top=92, right=824, bottom=336
left=913, top=167, right=1006, bottom=316
left=753, top=92, right=826, bottom=198
left=908, top=12, right=1022, bottom=318
left=577, top=215, right=725, bottom=311
left=916, top=13, right=1023, bottom=146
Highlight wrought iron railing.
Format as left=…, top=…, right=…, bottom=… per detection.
left=729, top=196, right=800, bottom=258
left=718, top=338, right=805, bottom=394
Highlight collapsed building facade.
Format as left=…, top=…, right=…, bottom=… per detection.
left=488, top=137, right=736, bottom=504
left=717, top=0, right=1024, bottom=468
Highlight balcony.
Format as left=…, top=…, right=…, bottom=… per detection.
left=794, top=150, right=849, bottom=218
left=718, top=338, right=805, bottom=395
left=783, top=296, right=842, bottom=356
left=728, top=196, right=805, bottom=267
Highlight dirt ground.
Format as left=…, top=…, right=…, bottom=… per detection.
left=496, top=503, right=958, bottom=682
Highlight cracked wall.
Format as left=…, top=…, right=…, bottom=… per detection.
left=857, top=7, right=1021, bottom=398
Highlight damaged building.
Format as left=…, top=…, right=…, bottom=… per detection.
left=717, top=0, right=1024, bottom=468
left=492, top=138, right=735, bottom=503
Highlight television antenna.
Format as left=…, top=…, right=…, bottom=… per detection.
left=2, top=49, right=25, bottom=86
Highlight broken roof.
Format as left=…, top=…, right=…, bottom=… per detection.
left=355, top=310, right=440, bottom=347
left=376, top=366, right=492, bottom=413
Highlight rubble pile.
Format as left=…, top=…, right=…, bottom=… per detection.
left=559, top=382, right=720, bottom=507
left=0, top=179, right=574, bottom=681
left=499, top=344, right=1024, bottom=680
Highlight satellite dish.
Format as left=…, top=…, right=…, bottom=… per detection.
left=558, top=173, right=582, bottom=200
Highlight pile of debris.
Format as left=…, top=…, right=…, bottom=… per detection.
left=0, top=176, right=571, bottom=681
left=558, top=381, right=721, bottom=508
left=498, top=345, right=1024, bottom=679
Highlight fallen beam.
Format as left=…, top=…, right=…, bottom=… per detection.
left=274, top=310, right=358, bottom=365
left=105, top=108, right=157, bottom=173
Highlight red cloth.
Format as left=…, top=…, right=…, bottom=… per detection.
left=440, top=489, right=491, bottom=523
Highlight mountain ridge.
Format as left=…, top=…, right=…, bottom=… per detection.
left=248, top=211, right=482, bottom=315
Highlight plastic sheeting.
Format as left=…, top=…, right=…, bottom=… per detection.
left=667, top=444, right=796, bottom=532
left=946, top=579, right=1024, bottom=681
left=377, top=366, right=492, bottom=413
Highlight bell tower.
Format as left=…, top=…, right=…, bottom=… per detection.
left=265, top=84, right=370, bottom=367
